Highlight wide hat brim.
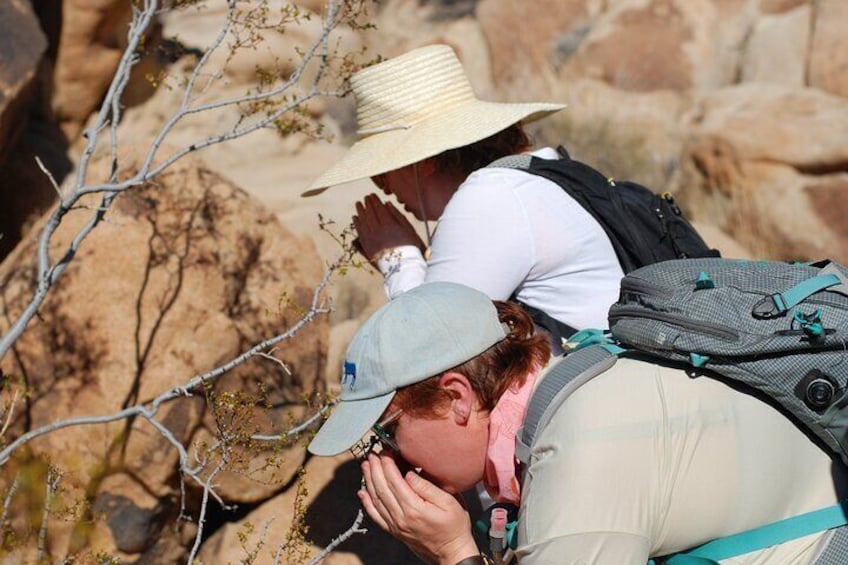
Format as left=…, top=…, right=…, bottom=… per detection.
left=308, top=391, right=395, bottom=456
left=302, top=100, right=565, bottom=196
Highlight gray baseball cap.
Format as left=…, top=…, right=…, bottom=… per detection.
left=308, top=282, right=507, bottom=456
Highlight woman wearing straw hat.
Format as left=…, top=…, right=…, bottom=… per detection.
left=308, top=282, right=844, bottom=565
left=304, top=45, right=624, bottom=342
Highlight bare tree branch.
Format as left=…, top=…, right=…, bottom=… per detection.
left=0, top=387, right=20, bottom=438
left=0, top=0, right=359, bottom=359
left=1, top=476, right=19, bottom=530
left=0, top=257, right=340, bottom=465
left=0, top=1, right=374, bottom=561
left=34, top=156, right=62, bottom=200
left=252, top=403, right=332, bottom=442
left=187, top=458, right=227, bottom=565
left=303, top=510, right=367, bottom=565
left=36, top=467, right=63, bottom=562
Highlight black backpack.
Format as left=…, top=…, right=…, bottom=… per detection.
left=488, top=146, right=720, bottom=341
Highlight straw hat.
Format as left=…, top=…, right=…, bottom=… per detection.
left=302, top=44, right=565, bottom=196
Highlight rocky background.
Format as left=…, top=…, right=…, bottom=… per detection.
left=0, top=0, right=846, bottom=563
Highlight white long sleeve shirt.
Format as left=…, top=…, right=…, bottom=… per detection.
left=377, top=147, right=624, bottom=331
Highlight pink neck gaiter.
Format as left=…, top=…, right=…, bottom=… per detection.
left=483, top=368, right=539, bottom=505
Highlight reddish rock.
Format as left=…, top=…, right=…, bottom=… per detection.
left=808, top=0, right=848, bottom=98
left=740, top=5, right=809, bottom=86
left=759, top=0, right=809, bottom=13
left=0, top=0, right=55, bottom=260
left=564, top=0, right=693, bottom=92
left=477, top=0, right=590, bottom=91
left=52, top=0, right=164, bottom=139
left=680, top=84, right=848, bottom=262
left=0, top=153, right=328, bottom=559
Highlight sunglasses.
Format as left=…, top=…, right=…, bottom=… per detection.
left=349, top=409, right=403, bottom=461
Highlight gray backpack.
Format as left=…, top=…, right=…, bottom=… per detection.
left=608, top=257, right=848, bottom=465
left=514, top=258, right=848, bottom=564
left=518, top=258, right=848, bottom=465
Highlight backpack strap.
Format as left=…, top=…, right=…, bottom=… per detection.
left=648, top=501, right=848, bottom=565
left=487, top=153, right=535, bottom=170
left=512, top=297, right=578, bottom=348
left=515, top=344, right=621, bottom=465
left=752, top=273, right=843, bottom=318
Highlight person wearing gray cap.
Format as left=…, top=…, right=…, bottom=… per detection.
left=309, top=282, right=842, bottom=564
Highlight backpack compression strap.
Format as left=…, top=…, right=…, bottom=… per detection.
left=649, top=501, right=848, bottom=565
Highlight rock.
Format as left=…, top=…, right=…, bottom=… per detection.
left=0, top=0, right=55, bottom=260
left=691, top=221, right=753, bottom=259
left=477, top=0, right=590, bottom=93
left=0, top=152, right=328, bottom=558
left=198, top=453, right=419, bottom=564
left=760, top=0, right=808, bottom=13
left=740, top=5, right=809, bottom=86
left=808, top=0, right=848, bottom=98
left=563, top=0, right=695, bottom=92
left=680, top=83, right=848, bottom=262
left=0, top=0, right=46, bottom=155
left=51, top=0, right=165, bottom=140
left=93, top=473, right=163, bottom=554
left=366, top=1, right=495, bottom=97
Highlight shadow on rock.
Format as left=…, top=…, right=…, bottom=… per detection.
left=305, top=458, right=420, bottom=564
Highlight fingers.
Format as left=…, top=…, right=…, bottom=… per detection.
left=358, top=488, right=390, bottom=531
left=386, top=201, right=412, bottom=225
left=365, top=454, right=408, bottom=523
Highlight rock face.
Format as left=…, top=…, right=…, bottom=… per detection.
left=0, top=0, right=60, bottom=261
left=679, top=84, right=848, bottom=262
left=197, top=453, right=419, bottom=564
left=51, top=0, right=163, bottom=140
left=465, top=0, right=847, bottom=261
left=0, top=153, right=328, bottom=561
left=1, top=0, right=847, bottom=562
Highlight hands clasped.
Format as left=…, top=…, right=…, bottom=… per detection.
left=353, top=194, right=425, bottom=265
left=359, top=453, right=479, bottom=565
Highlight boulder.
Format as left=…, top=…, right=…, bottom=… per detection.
left=477, top=0, right=591, bottom=94
left=740, top=4, right=809, bottom=86
left=0, top=152, right=328, bottom=559
left=52, top=0, right=165, bottom=140
left=560, top=0, right=695, bottom=92
left=0, top=0, right=46, bottom=158
left=808, top=0, right=848, bottom=98
left=679, top=83, right=848, bottom=262
left=0, top=0, right=55, bottom=260
left=197, top=453, right=419, bottom=564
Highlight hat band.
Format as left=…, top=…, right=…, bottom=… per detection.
left=356, top=123, right=412, bottom=136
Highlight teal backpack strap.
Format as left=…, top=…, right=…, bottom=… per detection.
left=648, top=501, right=848, bottom=565
left=562, top=328, right=623, bottom=353
left=753, top=273, right=842, bottom=318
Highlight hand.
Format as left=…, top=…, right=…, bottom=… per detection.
left=359, top=453, right=479, bottom=565
left=353, top=194, right=425, bottom=265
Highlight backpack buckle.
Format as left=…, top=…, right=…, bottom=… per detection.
left=752, top=294, right=787, bottom=319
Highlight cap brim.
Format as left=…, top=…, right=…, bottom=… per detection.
left=301, top=101, right=566, bottom=196
left=307, top=391, right=396, bottom=456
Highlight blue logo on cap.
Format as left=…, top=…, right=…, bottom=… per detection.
left=342, top=361, right=356, bottom=390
